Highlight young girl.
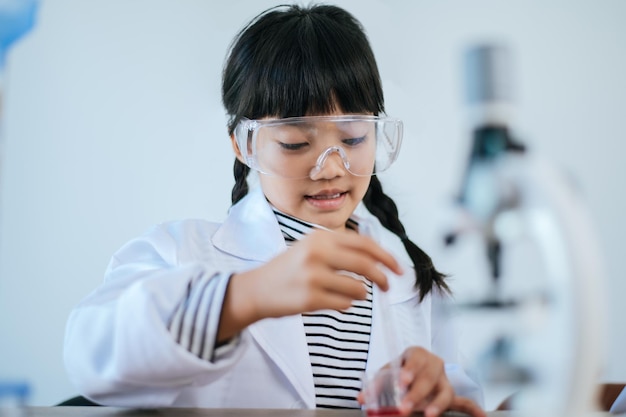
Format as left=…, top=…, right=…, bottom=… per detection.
left=64, top=4, right=484, bottom=417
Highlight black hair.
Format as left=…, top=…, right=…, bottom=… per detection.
left=221, top=3, right=449, bottom=300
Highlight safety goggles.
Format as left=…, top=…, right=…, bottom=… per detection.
left=233, top=115, right=403, bottom=179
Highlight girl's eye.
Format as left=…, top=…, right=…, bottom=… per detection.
left=279, top=142, right=309, bottom=151
left=342, top=136, right=366, bottom=146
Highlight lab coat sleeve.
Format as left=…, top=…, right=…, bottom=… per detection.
left=430, top=291, right=485, bottom=407
left=63, top=221, right=249, bottom=407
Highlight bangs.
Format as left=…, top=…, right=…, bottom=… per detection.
left=223, top=5, right=385, bottom=133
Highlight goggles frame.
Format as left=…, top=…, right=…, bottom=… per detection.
left=233, top=115, right=404, bottom=179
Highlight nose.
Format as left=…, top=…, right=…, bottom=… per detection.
left=309, top=146, right=350, bottom=180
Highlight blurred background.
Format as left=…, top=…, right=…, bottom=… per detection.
left=0, top=0, right=624, bottom=409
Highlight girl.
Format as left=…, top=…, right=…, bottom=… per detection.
left=64, top=4, right=484, bottom=417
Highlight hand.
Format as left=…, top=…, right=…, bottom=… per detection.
left=358, top=347, right=486, bottom=417
left=218, top=229, right=402, bottom=340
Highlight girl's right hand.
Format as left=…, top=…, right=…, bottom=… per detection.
left=218, top=229, right=402, bottom=340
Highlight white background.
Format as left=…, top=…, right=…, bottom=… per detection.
left=0, top=0, right=625, bottom=409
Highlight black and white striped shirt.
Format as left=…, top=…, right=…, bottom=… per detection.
left=274, top=209, right=373, bottom=409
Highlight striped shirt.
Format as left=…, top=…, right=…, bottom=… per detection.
left=167, top=269, right=238, bottom=362
left=274, top=209, right=373, bottom=409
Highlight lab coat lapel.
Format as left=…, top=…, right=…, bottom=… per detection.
left=367, top=285, right=395, bottom=373
left=367, top=272, right=423, bottom=374
left=211, top=188, right=316, bottom=407
left=355, top=208, right=425, bottom=374
left=249, top=315, right=316, bottom=408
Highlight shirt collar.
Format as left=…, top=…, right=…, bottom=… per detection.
left=271, top=205, right=359, bottom=245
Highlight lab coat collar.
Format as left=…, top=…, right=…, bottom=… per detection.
left=211, top=187, right=287, bottom=262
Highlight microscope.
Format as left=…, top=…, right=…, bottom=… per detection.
left=445, top=44, right=606, bottom=415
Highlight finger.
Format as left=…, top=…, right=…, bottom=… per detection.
left=356, top=391, right=364, bottom=404
left=401, top=347, right=443, bottom=376
left=306, top=288, right=355, bottom=312
left=298, top=231, right=396, bottom=291
left=401, top=374, right=438, bottom=412
left=448, top=396, right=487, bottom=417
left=311, top=294, right=354, bottom=312
left=339, top=233, right=403, bottom=276
left=318, top=230, right=402, bottom=278
left=319, top=271, right=369, bottom=301
left=325, top=251, right=390, bottom=292
left=400, top=349, right=445, bottom=408
left=422, top=380, right=454, bottom=417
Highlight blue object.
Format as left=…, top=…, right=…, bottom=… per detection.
left=0, top=381, right=31, bottom=405
left=0, top=0, right=38, bottom=68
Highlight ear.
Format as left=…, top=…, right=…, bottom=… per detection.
left=230, top=133, right=246, bottom=164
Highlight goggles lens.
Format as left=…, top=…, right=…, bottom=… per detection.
left=233, top=115, right=403, bottom=179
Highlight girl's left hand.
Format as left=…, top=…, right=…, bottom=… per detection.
left=359, top=346, right=486, bottom=417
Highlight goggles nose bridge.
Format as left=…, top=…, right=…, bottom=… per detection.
left=309, top=146, right=350, bottom=178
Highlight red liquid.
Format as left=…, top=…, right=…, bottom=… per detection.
left=366, top=407, right=402, bottom=416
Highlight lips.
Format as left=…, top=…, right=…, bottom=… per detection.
left=304, top=189, right=348, bottom=210
left=306, top=190, right=346, bottom=199
left=308, top=192, right=344, bottom=200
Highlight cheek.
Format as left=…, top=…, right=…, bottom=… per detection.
left=258, top=177, right=302, bottom=209
left=355, top=177, right=372, bottom=200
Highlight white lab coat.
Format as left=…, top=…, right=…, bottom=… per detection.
left=64, top=187, right=482, bottom=408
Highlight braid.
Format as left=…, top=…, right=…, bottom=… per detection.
left=231, top=159, right=250, bottom=205
left=363, top=176, right=450, bottom=300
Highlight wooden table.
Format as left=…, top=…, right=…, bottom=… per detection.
left=0, top=409, right=614, bottom=417
left=0, top=408, right=490, bottom=417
